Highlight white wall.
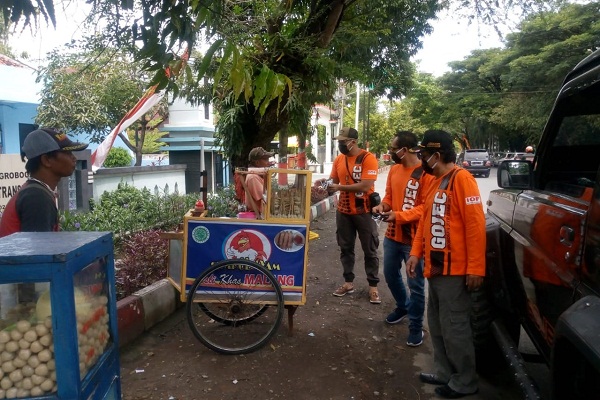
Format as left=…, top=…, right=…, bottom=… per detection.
left=93, top=165, right=187, bottom=201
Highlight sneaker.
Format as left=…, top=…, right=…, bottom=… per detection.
left=333, top=285, right=355, bottom=297
left=369, top=290, right=381, bottom=304
left=385, top=308, right=408, bottom=324
left=407, top=330, right=424, bottom=347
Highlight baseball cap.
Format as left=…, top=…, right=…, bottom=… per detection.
left=334, top=127, right=359, bottom=141
left=248, top=147, right=275, bottom=161
left=410, top=130, right=454, bottom=153
left=22, top=128, right=88, bottom=160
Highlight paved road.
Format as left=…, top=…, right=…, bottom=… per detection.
left=314, top=166, right=551, bottom=398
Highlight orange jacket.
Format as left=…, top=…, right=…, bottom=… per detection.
left=382, top=164, right=434, bottom=245
left=330, top=151, right=378, bottom=215
left=410, top=167, right=486, bottom=277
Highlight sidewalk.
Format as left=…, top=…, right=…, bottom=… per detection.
left=116, top=165, right=391, bottom=348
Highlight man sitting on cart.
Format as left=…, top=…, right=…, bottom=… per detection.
left=241, top=147, right=275, bottom=214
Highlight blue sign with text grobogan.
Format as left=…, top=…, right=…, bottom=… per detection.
left=185, top=219, right=308, bottom=303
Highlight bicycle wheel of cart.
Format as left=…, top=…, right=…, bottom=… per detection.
left=186, top=259, right=284, bottom=355
left=198, top=302, right=268, bottom=325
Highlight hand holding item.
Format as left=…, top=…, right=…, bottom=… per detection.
left=372, top=204, right=384, bottom=214
left=381, top=210, right=394, bottom=222
left=327, top=183, right=340, bottom=194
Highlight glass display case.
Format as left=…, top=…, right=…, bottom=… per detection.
left=265, top=169, right=312, bottom=222
left=0, top=232, right=120, bottom=399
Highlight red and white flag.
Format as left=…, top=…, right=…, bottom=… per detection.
left=91, top=85, right=165, bottom=171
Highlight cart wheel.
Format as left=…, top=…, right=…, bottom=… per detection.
left=198, top=302, right=268, bottom=326
left=186, top=259, right=284, bottom=355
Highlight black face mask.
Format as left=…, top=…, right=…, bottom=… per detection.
left=421, top=153, right=437, bottom=175
left=338, top=142, right=352, bottom=155
left=390, top=149, right=404, bottom=164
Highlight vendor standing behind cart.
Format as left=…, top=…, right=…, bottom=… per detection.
left=317, top=127, right=382, bottom=304
left=0, top=128, right=88, bottom=237
left=243, top=147, right=275, bottom=214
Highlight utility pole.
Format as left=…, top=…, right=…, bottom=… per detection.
left=355, top=82, right=360, bottom=131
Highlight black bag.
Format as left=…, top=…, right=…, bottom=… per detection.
left=369, top=192, right=381, bottom=207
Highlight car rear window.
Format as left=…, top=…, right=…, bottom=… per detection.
left=464, top=150, right=489, bottom=159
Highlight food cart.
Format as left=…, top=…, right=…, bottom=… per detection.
left=0, top=232, right=120, bottom=399
left=165, top=168, right=313, bottom=355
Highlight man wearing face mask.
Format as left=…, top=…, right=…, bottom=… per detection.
left=406, top=130, right=485, bottom=399
left=371, top=131, right=433, bottom=346
left=322, top=127, right=381, bottom=304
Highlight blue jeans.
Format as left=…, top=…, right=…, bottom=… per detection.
left=383, top=237, right=425, bottom=331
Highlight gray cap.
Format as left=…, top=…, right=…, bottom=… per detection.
left=22, top=128, right=88, bottom=160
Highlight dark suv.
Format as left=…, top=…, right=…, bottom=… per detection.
left=483, top=49, right=600, bottom=398
left=457, top=149, right=491, bottom=177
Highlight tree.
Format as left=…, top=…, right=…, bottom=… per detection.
left=490, top=2, right=600, bottom=146
left=6, top=0, right=558, bottom=167
left=35, top=38, right=168, bottom=166
left=439, top=48, right=507, bottom=149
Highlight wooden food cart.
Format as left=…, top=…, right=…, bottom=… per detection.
left=165, top=168, right=313, bottom=354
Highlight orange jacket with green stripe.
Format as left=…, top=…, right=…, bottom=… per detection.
left=410, top=166, right=486, bottom=278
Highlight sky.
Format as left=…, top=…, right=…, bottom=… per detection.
left=9, top=6, right=504, bottom=77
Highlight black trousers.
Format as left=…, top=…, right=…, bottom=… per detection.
left=335, top=211, right=380, bottom=287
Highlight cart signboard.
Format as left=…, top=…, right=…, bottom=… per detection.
left=183, top=219, right=308, bottom=305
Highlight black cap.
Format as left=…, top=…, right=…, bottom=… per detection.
left=334, top=127, right=359, bottom=140
left=412, top=130, right=454, bottom=153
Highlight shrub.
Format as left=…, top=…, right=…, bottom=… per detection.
left=60, top=183, right=198, bottom=247
left=206, top=185, right=239, bottom=217
left=103, top=147, right=133, bottom=168
left=115, top=230, right=168, bottom=300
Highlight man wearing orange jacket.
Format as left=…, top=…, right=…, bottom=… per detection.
left=407, top=130, right=485, bottom=399
left=372, top=131, right=433, bottom=346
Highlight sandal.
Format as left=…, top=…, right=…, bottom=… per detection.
left=333, top=285, right=355, bottom=297
left=369, top=291, right=381, bottom=304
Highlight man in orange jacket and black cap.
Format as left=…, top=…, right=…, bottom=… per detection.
left=407, top=129, right=485, bottom=399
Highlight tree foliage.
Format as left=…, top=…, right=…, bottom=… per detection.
left=35, top=37, right=169, bottom=166
left=399, top=2, right=600, bottom=153
left=6, top=0, right=563, bottom=166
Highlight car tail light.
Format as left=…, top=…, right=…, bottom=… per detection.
left=462, top=161, right=469, bottom=167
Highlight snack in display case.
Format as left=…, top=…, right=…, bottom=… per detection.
left=0, top=231, right=121, bottom=399
left=266, top=169, right=311, bottom=221
left=0, top=261, right=111, bottom=397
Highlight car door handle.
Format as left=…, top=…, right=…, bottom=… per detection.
left=560, top=225, right=575, bottom=246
